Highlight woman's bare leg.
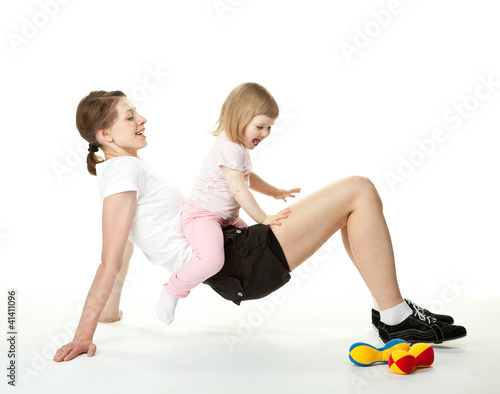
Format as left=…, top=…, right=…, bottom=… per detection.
left=341, top=226, right=370, bottom=293
left=270, top=176, right=403, bottom=310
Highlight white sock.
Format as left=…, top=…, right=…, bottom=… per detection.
left=380, top=301, right=412, bottom=326
left=372, top=297, right=379, bottom=311
left=156, top=286, right=178, bottom=325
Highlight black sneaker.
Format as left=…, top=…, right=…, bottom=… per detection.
left=378, top=314, right=466, bottom=344
left=371, top=298, right=455, bottom=329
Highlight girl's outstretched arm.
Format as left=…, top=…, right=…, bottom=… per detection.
left=53, top=191, right=137, bottom=362
left=222, top=167, right=290, bottom=225
left=249, top=172, right=301, bottom=202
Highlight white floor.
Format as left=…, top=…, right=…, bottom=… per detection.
left=5, top=294, right=499, bottom=394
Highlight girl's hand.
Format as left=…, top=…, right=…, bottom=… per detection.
left=53, top=337, right=96, bottom=362
left=262, top=208, right=291, bottom=226
left=274, top=188, right=301, bottom=202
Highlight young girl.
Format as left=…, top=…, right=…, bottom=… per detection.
left=157, top=83, right=301, bottom=324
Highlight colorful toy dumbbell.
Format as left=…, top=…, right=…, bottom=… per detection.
left=349, top=339, right=410, bottom=366
left=388, top=343, right=434, bottom=375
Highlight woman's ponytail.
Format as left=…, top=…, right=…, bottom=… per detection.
left=86, top=150, right=104, bottom=176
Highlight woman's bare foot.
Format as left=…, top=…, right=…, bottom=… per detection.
left=99, top=309, right=123, bottom=323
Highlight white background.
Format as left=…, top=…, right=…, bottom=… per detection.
left=1, top=0, right=499, bottom=311
left=0, top=1, right=499, bottom=391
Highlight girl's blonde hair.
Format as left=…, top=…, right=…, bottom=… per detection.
left=211, top=82, right=279, bottom=144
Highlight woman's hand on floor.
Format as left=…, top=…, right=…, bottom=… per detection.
left=53, top=337, right=96, bottom=362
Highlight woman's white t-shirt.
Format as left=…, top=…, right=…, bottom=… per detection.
left=96, top=156, right=195, bottom=272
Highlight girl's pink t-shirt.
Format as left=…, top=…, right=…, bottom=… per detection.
left=190, top=131, right=252, bottom=222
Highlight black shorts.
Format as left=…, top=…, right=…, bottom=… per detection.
left=203, top=224, right=291, bottom=305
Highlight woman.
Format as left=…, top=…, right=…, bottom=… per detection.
left=53, top=90, right=466, bottom=362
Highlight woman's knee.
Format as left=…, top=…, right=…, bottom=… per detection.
left=345, top=176, right=383, bottom=209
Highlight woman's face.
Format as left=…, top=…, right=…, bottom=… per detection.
left=242, top=115, right=274, bottom=150
left=102, top=97, right=148, bottom=154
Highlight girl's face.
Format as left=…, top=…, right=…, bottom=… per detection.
left=242, top=115, right=275, bottom=150
left=101, top=98, right=148, bottom=155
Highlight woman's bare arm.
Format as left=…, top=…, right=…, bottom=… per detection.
left=53, top=191, right=137, bottom=362
left=99, top=240, right=134, bottom=323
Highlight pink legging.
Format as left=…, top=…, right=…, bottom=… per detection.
left=165, top=200, right=248, bottom=298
